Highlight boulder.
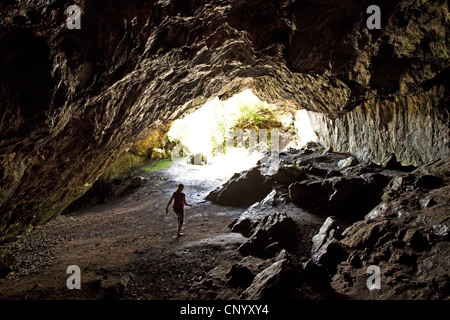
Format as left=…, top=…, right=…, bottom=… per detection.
left=238, top=212, right=297, bottom=258
left=241, top=253, right=298, bottom=300
left=187, top=153, right=208, bottom=165
left=289, top=173, right=392, bottom=220
left=381, top=154, right=403, bottom=170
left=311, top=217, right=348, bottom=274
left=340, top=161, right=382, bottom=176
left=341, top=220, right=393, bottom=250
left=337, top=156, right=358, bottom=169
left=414, top=174, right=445, bottom=190
left=304, top=141, right=326, bottom=152
left=311, top=216, right=340, bottom=254
left=328, top=173, right=392, bottom=219
left=129, top=176, right=147, bottom=188
left=241, top=250, right=334, bottom=300
left=226, top=264, right=255, bottom=289
left=301, top=259, right=333, bottom=290
left=314, top=238, right=348, bottom=275
left=270, top=165, right=307, bottom=184
left=229, top=189, right=280, bottom=237
left=206, top=166, right=272, bottom=207
left=288, top=180, right=334, bottom=212
left=402, top=228, right=429, bottom=252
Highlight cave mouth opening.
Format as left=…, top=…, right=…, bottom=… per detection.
left=64, top=89, right=322, bottom=214
left=164, top=89, right=318, bottom=182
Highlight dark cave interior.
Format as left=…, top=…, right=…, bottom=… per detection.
left=0, top=0, right=449, bottom=303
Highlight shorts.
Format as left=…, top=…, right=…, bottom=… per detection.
left=173, top=209, right=184, bottom=223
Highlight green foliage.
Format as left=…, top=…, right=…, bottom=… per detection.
left=233, top=101, right=282, bottom=130
left=210, top=100, right=282, bottom=154
left=141, top=159, right=173, bottom=172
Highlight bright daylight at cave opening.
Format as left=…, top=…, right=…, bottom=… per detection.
left=166, top=89, right=294, bottom=180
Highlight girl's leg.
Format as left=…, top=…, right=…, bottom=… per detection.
left=177, top=219, right=184, bottom=236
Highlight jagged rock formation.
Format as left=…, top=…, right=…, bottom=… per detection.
left=0, top=0, right=449, bottom=242
left=206, top=166, right=273, bottom=207
left=331, top=158, right=450, bottom=299
left=208, top=144, right=449, bottom=299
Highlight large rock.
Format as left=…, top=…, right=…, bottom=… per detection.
left=238, top=212, right=298, bottom=258
left=338, top=156, right=358, bottom=169
left=289, top=172, right=392, bottom=220
left=331, top=158, right=450, bottom=299
left=311, top=216, right=340, bottom=254
left=186, top=153, right=208, bottom=165
left=311, top=217, right=348, bottom=274
left=226, top=263, right=255, bottom=289
left=288, top=180, right=334, bottom=213
left=328, top=173, right=392, bottom=219
left=225, top=255, right=273, bottom=289
left=241, top=255, right=298, bottom=300
left=206, top=167, right=272, bottom=207
left=229, top=189, right=280, bottom=237
left=129, top=176, right=147, bottom=188
left=241, top=250, right=334, bottom=300
left=270, top=165, right=307, bottom=184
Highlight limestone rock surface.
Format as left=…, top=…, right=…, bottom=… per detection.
left=1, top=0, right=449, bottom=240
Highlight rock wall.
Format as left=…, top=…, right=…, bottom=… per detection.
left=0, top=0, right=449, bottom=240
left=307, top=85, right=449, bottom=166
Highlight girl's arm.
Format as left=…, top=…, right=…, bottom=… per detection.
left=184, top=195, right=192, bottom=206
left=166, top=195, right=174, bottom=212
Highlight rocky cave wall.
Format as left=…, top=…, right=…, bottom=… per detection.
left=307, top=85, right=449, bottom=166
left=0, top=0, right=449, bottom=241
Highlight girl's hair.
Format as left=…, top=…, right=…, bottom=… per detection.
left=177, top=183, right=184, bottom=192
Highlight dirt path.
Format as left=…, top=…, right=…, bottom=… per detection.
left=0, top=158, right=330, bottom=300
left=0, top=162, right=248, bottom=299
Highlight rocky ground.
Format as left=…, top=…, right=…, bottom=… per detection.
left=0, top=143, right=448, bottom=300
left=0, top=160, right=248, bottom=300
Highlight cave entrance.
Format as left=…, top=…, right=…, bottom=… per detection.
left=85, top=88, right=321, bottom=204
left=165, top=89, right=303, bottom=181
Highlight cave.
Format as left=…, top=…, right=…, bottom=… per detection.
left=0, top=0, right=449, bottom=306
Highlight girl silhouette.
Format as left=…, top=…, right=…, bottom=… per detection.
left=166, top=183, right=192, bottom=237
